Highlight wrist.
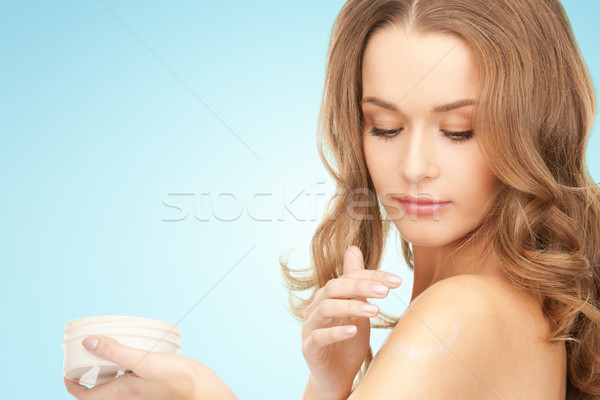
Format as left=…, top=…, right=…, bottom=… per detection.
left=188, top=362, right=239, bottom=400
left=302, top=375, right=351, bottom=400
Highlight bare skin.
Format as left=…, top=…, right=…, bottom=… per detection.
left=348, top=273, right=567, bottom=399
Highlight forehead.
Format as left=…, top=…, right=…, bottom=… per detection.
left=361, top=27, right=479, bottom=108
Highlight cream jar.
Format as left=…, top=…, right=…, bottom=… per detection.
left=62, top=316, right=182, bottom=386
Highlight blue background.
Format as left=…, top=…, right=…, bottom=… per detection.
left=1, top=1, right=598, bottom=398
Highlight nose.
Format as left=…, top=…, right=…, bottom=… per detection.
left=399, top=127, right=439, bottom=184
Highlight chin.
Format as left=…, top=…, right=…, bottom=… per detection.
left=402, top=236, right=453, bottom=248
left=395, top=223, right=466, bottom=248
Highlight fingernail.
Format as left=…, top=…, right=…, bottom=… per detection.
left=372, top=284, right=387, bottom=294
left=83, top=336, right=99, bottom=350
left=343, top=326, right=357, bottom=336
left=362, top=304, right=379, bottom=314
left=386, top=275, right=402, bottom=285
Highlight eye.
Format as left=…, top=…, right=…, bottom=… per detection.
left=442, top=130, right=474, bottom=143
left=369, top=127, right=474, bottom=144
left=368, top=127, right=402, bottom=141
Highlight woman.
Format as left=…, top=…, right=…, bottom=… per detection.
left=283, top=0, right=600, bottom=398
left=65, top=0, right=600, bottom=399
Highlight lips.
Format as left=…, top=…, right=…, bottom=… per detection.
left=393, top=194, right=451, bottom=216
left=393, top=194, right=449, bottom=205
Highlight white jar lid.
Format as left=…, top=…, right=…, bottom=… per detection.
left=63, top=315, right=182, bottom=344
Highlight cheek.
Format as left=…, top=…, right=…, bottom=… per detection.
left=363, top=141, right=396, bottom=191
left=435, top=143, right=495, bottom=199
left=481, top=172, right=501, bottom=205
left=455, top=155, right=499, bottom=206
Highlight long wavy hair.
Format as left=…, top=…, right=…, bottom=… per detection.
left=280, top=0, right=600, bottom=397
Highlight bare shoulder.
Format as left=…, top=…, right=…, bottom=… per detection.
left=348, top=274, right=533, bottom=400
left=400, top=274, right=518, bottom=352
left=407, top=273, right=509, bottom=320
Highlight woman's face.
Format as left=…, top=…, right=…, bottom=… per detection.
left=361, top=27, right=500, bottom=247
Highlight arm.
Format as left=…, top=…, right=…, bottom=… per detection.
left=348, top=275, right=506, bottom=399
left=302, top=375, right=349, bottom=400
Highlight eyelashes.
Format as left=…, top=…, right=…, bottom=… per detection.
left=368, top=127, right=474, bottom=144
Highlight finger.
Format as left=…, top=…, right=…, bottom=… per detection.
left=64, top=373, right=140, bottom=400
left=64, top=376, right=119, bottom=400
left=303, top=299, right=378, bottom=335
left=82, top=335, right=154, bottom=377
left=341, top=269, right=403, bottom=287
left=305, top=276, right=395, bottom=319
left=65, top=376, right=90, bottom=399
left=315, top=299, right=379, bottom=319
left=343, top=245, right=365, bottom=274
left=343, top=247, right=402, bottom=287
left=304, top=325, right=358, bottom=353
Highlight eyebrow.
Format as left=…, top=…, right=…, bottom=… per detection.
left=361, top=97, right=476, bottom=113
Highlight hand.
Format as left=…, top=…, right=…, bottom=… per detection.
left=64, top=335, right=238, bottom=400
left=301, top=246, right=402, bottom=399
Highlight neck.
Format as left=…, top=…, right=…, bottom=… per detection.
left=409, top=232, right=501, bottom=303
